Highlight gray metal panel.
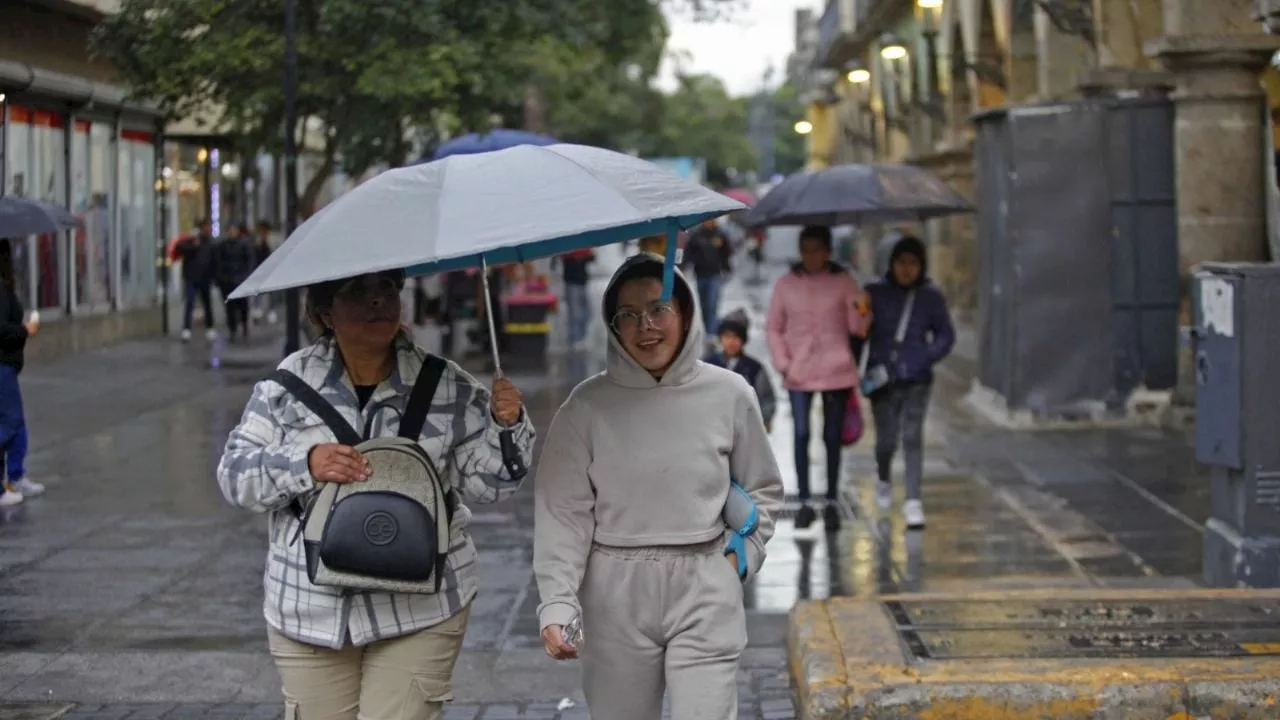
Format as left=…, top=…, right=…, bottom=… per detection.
left=1004, top=104, right=1114, bottom=412
left=1193, top=267, right=1241, bottom=468
left=1106, top=99, right=1178, bottom=393
left=975, top=114, right=1011, bottom=395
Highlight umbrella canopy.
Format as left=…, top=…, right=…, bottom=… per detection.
left=741, top=164, right=972, bottom=228
left=433, top=129, right=558, bottom=160
left=230, top=143, right=745, bottom=301
left=0, top=195, right=79, bottom=238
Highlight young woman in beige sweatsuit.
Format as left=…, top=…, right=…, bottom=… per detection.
left=533, top=252, right=785, bottom=719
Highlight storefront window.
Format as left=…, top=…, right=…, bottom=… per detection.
left=77, top=120, right=116, bottom=309
left=8, top=107, right=66, bottom=311
left=166, top=142, right=208, bottom=238
left=120, top=130, right=157, bottom=308
left=4, top=111, right=33, bottom=309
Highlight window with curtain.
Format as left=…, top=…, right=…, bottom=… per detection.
left=4, top=110, right=34, bottom=309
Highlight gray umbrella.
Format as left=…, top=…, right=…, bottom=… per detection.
left=741, top=163, right=973, bottom=228
left=0, top=195, right=79, bottom=238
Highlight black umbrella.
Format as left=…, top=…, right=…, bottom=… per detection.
left=0, top=195, right=80, bottom=238
left=742, top=163, right=973, bottom=228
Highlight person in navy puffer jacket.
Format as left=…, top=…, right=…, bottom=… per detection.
left=863, top=235, right=954, bottom=530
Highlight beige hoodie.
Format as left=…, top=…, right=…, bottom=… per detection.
left=533, top=258, right=785, bottom=631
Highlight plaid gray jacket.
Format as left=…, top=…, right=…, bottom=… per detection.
left=216, top=333, right=534, bottom=649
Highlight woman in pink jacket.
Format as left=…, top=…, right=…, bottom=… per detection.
left=766, top=226, right=868, bottom=531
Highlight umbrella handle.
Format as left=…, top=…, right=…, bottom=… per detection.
left=660, top=221, right=678, bottom=302
left=480, top=255, right=528, bottom=482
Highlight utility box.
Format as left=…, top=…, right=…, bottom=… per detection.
left=1194, top=263, right=1280, bottom=588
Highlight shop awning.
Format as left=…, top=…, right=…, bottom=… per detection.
left=0, top=59, right=163, bottom=119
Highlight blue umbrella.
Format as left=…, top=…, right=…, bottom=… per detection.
left=0, top=195, right=79, bottom=238
left=432, top=129, right=558, bottom=160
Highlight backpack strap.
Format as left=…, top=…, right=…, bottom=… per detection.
left=398, top=355, right=459, bottom=523
left=270, top=370, right=363, bottom=446
left=269, top=369, right=363, bottom=525
left=400, top=355, right=448, bottom=441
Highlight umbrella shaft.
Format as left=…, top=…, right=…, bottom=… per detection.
left=481, top=257, right=503, bottom=378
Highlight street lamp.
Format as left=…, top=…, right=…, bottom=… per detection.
left=880, top=35, right=908, bottom=61
left=794, top=120, right=814, bottom=135
left=917, top=0, right=943, bottom=119
left=283, top=0, right=301, bottom=355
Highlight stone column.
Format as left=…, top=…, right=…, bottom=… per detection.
left=1034, top=6, right=1097, bottom=99
left=1149, top=29, right=1280, bottom=404
left=1092, top=0, right=1164, bottom=69
left=1004, top=26, right=1040, bottom=102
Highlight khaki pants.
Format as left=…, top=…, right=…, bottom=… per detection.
left=580, top=540, right=747, bottom=720
left=268, top=605, right=470, bottom=720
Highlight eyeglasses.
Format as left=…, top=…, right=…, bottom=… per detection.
left=337, top=270, right=406, bottom=300
left=611, top=303, right=678, bottom=333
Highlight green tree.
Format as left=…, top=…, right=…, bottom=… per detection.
left=647, top=73, right=758, bottom=187
left=770, top=82, right=807, bottom=177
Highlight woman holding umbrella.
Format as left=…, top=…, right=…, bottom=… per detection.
left=0, top=239, right=43, bottom=507
left=534, top=253, right=784, bottom=719
left=766, top=225, right=869, bottom=532
left=216, top=269, right=535, bottom=720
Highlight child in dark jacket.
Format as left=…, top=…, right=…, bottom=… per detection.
left=863, top=235, right=955, bottom=530
left=705, top=309, right=777, bottom=432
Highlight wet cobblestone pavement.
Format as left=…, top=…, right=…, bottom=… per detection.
left=0, top=237, right=1215, bottom=716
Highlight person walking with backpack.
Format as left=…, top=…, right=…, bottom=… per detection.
left=0, top=239, right=45, bottom=506
left=534, top=253, right=784, bottom=720
left=216, top=268, right=534, bottom=720
left=863, top=235, right=954, bottom=529
left=766, top=225, right=869, bottom=532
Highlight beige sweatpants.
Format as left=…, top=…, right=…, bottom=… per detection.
left=579, top=539, right=747, bottom=720
left=267, top=604, right=470, bottom=720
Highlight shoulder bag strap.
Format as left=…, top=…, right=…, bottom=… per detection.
left=894, top=290, right=916, bottom=345
left=399, top=355, right=448, bottom=441
left=269, top=370, right=363, bottom=447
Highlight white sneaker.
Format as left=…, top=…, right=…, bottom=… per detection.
left=904, top=499, right=926, bottom=529
left=205, top=328, right=218, bottom=341
left=13, top=478, right=44, bottom=497
left=876, top=481, right=892, bottom=510
left=0, top=489, right=23, bottom=506
left=181, top=329, right=192, bottom=342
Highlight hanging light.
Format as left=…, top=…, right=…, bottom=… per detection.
left=880, top=34, right=908, bottom=61
left=847, top=66, right=871, bottom=84
left=794, top=120, right=814, bottom=135
left=917, top=0, right=942, bottom=8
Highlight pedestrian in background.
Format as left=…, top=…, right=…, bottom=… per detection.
left=766, top=225, right=868, bottom=531
left=705, top=308, right=776, bottom=432
left=557, top=248, right=595, bottom=349
left=863, top=235, right=954, bottom=529
left=682, top=218, right=732, bottom=338
left=534, top=253, right=784, bottom=720
left=0, top=239, right=45, bottom=506
left=214, top=223, right=257, bottom=341
left=173, top=218, right=217, bottom=342
left=251, top=220, right=277, bottom=325
left=217, top=268, right=534, bottom=720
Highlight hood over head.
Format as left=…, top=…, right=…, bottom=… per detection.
left=887, top=234, right=928, bottom=286
left=601, top=251, right=703, bottom=388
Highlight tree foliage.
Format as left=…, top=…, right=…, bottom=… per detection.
left=93, top=0, right=765, bottom=210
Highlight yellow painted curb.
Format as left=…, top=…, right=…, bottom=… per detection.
left=789, top=593, right=1280, bottom=719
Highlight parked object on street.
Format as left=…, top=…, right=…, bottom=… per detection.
left=0, top=194, right=80, bottom=238
left=533, top=254, right=784, bottom=720
left=216, top=268, right=535, bottom=720
left=741, top=163, right=972, bottom=228
left=766, top=226, right=869, bottom=532
left=863, top=235, right=955, bottom=529
left=0, top=239, right=45, bottom=507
